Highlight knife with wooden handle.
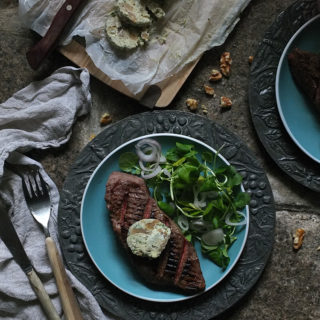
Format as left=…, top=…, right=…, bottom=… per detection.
left=0, top=204, right=61, bottom=320
left=26, top=0, right=86, bottom=70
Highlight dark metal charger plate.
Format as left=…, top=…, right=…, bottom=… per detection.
left=58, top=111, right=275, bottom=319
left=249, top=0, right=320, bottom=192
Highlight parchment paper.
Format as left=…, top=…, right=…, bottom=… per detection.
left=19, top=0, right=251, bottom=95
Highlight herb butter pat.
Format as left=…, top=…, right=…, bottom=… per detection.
left=127, top=219, right=171, bottom=258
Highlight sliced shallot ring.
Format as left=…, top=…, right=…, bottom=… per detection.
left=193, top=186, right=206, bottom=209
left=135, top=139, right=161, bottom=163
left=138, top=160, right=159, bottom=172
left=136, top=146, right=157, bottom=163
left=225, top=210, right=247, bottom=226
left=141, top=165, right=162, bottom=179
left=217, top=174, right=228, bottom=185
left=177, top=215, right=189, bottom=232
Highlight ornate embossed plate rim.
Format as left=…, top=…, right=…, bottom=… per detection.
left=248, top=0, right=320, bottom=191
left=58, top=110, right=275, bottom=320
left=80, top=133, right=250, bottom=303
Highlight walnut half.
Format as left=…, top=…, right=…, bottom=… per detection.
left=209, top=69, right=222, bottom=82
left=220, top=96, right=232, bottom=108
left=220, top=52, right=232, bottom=77
left=204, top=85, right=215, bottom=96
left=293, top=228, right=305, bottom=250
left=100, top=112, right=112, bottom=126
left=186, top=98, right=198, bottom=111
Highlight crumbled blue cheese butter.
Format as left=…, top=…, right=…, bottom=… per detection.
left=117, top=0, right=151, bottom=28
left=127, top=219, right=171, bottom=258
left=106, top=12, right=141, bottom=50
left=105, top=11, right=150, bottom=50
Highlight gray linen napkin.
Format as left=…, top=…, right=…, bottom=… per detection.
left=0, top=67, right=109, bottom=320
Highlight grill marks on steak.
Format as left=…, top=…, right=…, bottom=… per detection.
left=105, top=171, right=205, bottom=293
left=106, top=173, right=149, bottom=247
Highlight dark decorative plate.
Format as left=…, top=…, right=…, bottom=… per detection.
left=58, top=111, right=275, bottom=320
left=249, top=0, right=320, bottom=191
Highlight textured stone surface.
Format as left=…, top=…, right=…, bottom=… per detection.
left=1, top=0, right=320, bottom=319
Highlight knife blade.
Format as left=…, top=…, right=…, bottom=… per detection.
left=0, top=203, right=60, bottom=320
left=26, top=0, right=86, bottom=70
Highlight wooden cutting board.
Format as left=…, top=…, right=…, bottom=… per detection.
left=59, top=40, right=200, bottom=108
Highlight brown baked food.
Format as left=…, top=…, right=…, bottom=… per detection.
left=287, top=47, right=320, bottom=111
left=105, top=171, right=206, bottom=293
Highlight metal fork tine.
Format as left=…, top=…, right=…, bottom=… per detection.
left=32, top=172, right=43, bottom=198
left=38, top=173, right=49, bottom=197
left=27, top=175, right=37, bottom=199
left=21, top=174, right=32, bottom=201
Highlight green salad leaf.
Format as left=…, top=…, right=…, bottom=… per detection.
left=118, top=152, right=141, bottom=175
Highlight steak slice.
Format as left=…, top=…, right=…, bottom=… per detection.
left=105, top=171, right=206, bottom=293
left=287, top=48, right=320, bottom=111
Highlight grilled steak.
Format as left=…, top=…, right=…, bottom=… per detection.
left=105, top=171, right=206, bottom=293
left=288, top=48, right=320, bottom=111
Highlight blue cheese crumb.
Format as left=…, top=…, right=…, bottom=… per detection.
left=143, top=0, right=165, bottom=20
left=127, top=219, right=171, bottom=258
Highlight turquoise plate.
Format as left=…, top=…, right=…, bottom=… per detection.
left=80, top=133, right=249, bottom=302
left=276, top=14, right=320, bottom=163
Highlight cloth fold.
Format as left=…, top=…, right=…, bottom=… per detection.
left=0, top=67, right=109, bottom=319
